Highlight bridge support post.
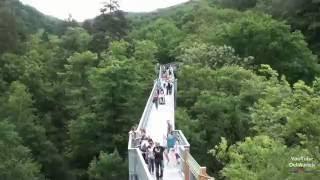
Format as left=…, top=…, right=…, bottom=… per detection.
left=174, top=79, right=177, bottom=109
left=128, top=149, right=137, bottom=180
left=184, top=148, right=190, bottom=180
left=199, top=167, right=208, bottom=180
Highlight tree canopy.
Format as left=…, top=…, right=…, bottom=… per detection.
left=0, top=0, right=320, bottom=179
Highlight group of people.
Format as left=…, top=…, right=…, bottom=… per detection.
left=129, top=64, right=179, bottom=179
left=129, top=121, right=180, bottom=180
left=153, top=65, right=174, bottom=110
left=129, top=126, right=147, bottom=147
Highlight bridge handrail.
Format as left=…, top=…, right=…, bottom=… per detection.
left=177, top=146, right=214, bottom=180
left=172, top=130, right=190, bottom=147
left=174, top=132, right=201, bottom=176
left=174, top=130, right=215, bottom=180
left=187, top=152, right=201, bottom=176
left=128, top=65, right=162, bottom=180
left=127, top=81, right=155, bottom=178
left=137, top=82, right=157, bottom=130
left=128, top=67, right=161, bottom=149
left=137, top=64, right=162, bottom=130
left=135, top=148, right=154, bottom=180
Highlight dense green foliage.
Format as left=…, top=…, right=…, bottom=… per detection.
left=210, top=13, right=319, bottom=83
left=0, top=121, right=41, bottom=180
left=83, top=1, right=129, bottom=54
left=211, top=136, right=317, bottom=180
left=129, top=0, right=320, bottom=179
left=0, top=1, right=153, bottom=179
left=1, top=0, right=320, bottom=179
left=0, top=0, right=65, bottom=54
left=88, top=150, right=127, bottom=180
left=130, top=18, right=185, bottom=63
left=214, top=0, right=320, bottom=56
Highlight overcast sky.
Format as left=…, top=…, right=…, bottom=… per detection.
left=20, top=0, right=189, bottom=21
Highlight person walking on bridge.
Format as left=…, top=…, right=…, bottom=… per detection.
left=167, top=120, right=173, bottom=136
left=153, top=93, right=159, bottom=110
left=156, top=78, right=162, bottom=90
left=166, top=82, right=173, bottom=95
left=155, top=63, right=160, bottom=76
left=166, top=131, right=177, bottom=164
left=147, top=141, right=155, bottom=174
left=167, top=131, right=176, bottom=152
left=153, top=142, right=165, bottom=180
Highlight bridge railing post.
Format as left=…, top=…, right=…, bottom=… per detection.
left=128, top=148, right=137, bottom=180
left=184, top=148, right=190, bottom=180
left=199, top=167, right=210, bottom=180
left=174, top=78, right=177, bottom=109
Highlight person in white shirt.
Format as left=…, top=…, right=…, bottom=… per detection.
left=147, top=141, right=155, bottom=174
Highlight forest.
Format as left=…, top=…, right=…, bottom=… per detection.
left=0, top=0, right=319, bottom=179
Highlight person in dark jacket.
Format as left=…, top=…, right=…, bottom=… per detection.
left=166, top=82, right=170, bottom=95
left=168, top=83, right=173, bottom=95
left=153, top=93, right=158, bottom=110
left=153, top=142, right=166, bottom=179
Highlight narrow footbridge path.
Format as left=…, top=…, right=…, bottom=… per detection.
left=128, top=64, right=214, bottom=180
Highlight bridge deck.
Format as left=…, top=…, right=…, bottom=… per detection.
left=145, top=78, right=183, bottom=180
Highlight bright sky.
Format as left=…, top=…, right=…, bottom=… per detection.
left=20, top=0, right=189, bottom=21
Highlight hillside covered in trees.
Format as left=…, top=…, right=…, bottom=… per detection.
left=0, top=0, right=320, bottom=179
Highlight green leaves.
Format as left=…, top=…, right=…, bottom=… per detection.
left=211, top=13, right=318, bottom=83
left=176, top=65, right=268, bottom=174
left=59, top=51, right=98, bottom=116
left=61, top=27, right=92, bottom=52
left=1, top=1, right=319, bottom=180
left=88, top=150, right=127, bottom=180
left=0, top=0, right=17, bottom=54
left=256, top=0, right=320, bottom=55
left=177, top=42, right=253, bottom=69
left=212, top=136, right=320, bottom=180
left=133, top=40, right=158, bottom=61
left=0, top=1, right=134, bottom=179
left=249, top=73, right=320, bottom=171
left=215, top=0, right=258, bottom=10
left=1, top=81, right=69, bottom=180
left=108, top=40, right=130, bottom=60
left=177, top=63, right=320, bottom=179
left=65, top=42, right=155, bottom=179
left=0, top=121, right=41, bottom=180
left=131, top=18, right=185, bottom=63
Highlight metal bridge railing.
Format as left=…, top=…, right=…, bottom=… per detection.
left=128, top=66, right=161, bottom=149
left=178, top=148, right=215, bottom=180
left=128, top=148, right=154, bottom=180
left=128, top=79, right=156, bottom=179
left=174, top=130, right=215, bottom=180
left=172, top=130, right=190, bottom=147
